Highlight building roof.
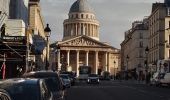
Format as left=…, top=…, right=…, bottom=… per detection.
left=69, top=0, right=94, bottom=13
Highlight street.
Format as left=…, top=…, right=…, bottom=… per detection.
left=66, top=80, right=170, bottom=100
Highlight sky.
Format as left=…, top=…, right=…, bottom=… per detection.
left=40, top=0, right=163, bottom=49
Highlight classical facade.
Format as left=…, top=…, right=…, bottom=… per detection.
left=120, top=18, right=149, bottom=76
left=148, top=0, right=170, bottom=72
left=51, top=0, right=120, bottom=76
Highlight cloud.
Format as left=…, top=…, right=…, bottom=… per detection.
left=40, top=0, right=163, bottom=48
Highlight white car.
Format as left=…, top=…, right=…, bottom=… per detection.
left=87, top=74, right=100, bottom=84
left=159, top=73, right=170, bottom=86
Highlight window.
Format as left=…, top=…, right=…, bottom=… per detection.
left=86, top=14, right=88, bottom=18
left=139, top=33, right=143, bottom=39
left=81, top=14, right=83, bottom=18
left=167, top=8, right=170, bottom=16
left=139, top=50, right=143, bottom=58
left=139, top=41, right=143, bottom=47
left=76, top=14, right=78, bottom=18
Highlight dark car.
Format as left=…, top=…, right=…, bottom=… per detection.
left=60, top=71, right=76, bottom=85
left=0, top=78, right=52, bottom=100
left=60, top=74, right=71, bottom=88
left=87, top=74, right=100, bottom=84
left=23, top=71, right=65, bottom=100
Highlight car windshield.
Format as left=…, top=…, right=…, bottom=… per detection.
left=89, top=74, right=98, bottom=77
left=0, top=83, right=39, bottom=100
left=60, top=75, right=69, bottom=79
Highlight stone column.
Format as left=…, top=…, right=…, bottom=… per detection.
left=76, top=50, right=80, bottom=77
left=83, top=23, right=85, bottom=35
left=87, top=24, right=89, bottom=36
left=75, top=24, right=77, bottom=35
left=57, top=50, right=61, bottom=71
left=86, top=51, right=89, bottom=66
left=104, top=52, right=108, bottom=71
left=95, top=51, right=99, bottom=74
left=79, top=23, right=81, bottom=35
left=92, top=25, right=94, bottom=37
left=107, top=53, right=110, bottom=73
left=67, top=50, right=70, bottom=67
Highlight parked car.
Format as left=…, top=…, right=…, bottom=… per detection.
left=60, top=71, right=76, bottom=85
left=60, top=74, right=71, bottom=88
left=0, top=89, right=12, bottom=100
left=159, top=73, right=170, bottom=86
left=23, top=71, right=65, bottom=100
left=0, top=78, right=52, bottom=100
left=87, top=74, right=100, bottom=84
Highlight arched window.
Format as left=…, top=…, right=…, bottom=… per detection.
left=76, top=14, right=78, bottom=18
left=81, top=14, right=83, bottom=18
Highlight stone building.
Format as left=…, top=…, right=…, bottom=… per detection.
left=9, top=0, right=29, bottom=25
left=29, top=0, right=47, bottom=70
left=120, top=18, right=149, bottom=77
left=51, top=0, right=120, bottom=77
left=148, top=0, right=170, bottom=72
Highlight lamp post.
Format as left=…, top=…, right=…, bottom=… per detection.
left=44, top=24, right=51, bottom=70
left=113, top=61, right=116, bottom=80
left=145, top=46, right=149, bottom=73
left=126, top=55, right=129, bottom=71
left=145, top=46, right=149, bottom=84
left=126, top=55, right=129, bottom=80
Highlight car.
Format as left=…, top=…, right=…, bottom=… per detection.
left=159, top=73, right=170, bottom=86
left=0, top=78, right=52, bottom=100
left=22, top=71, right=65, bottom=100
left=87, top=74, right=100, bottom=84
left=60, top=74, right=71, bottom=88
left=60, top=71, right=76, bottom=85
left=0, top=89, right=12, bottom=100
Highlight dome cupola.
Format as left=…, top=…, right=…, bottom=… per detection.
left=69, top=0, right=94, bottom=13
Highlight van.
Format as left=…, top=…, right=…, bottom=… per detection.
left=159, top=73, right=170, bottom=86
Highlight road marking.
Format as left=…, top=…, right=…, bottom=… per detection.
left=72, top=85, right=123, bottom=89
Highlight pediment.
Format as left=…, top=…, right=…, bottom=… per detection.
left=60, top=36, right=110, bottom=47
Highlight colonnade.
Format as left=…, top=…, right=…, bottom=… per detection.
left=57, top=50, right=109, bottom=76
left=64, top=23, right=99, bottom=38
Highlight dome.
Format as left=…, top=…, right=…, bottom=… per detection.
left=69, top=0, right=94, bottom=13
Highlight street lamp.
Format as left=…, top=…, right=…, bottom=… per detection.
left=145, top=46, right=149, bottom=72
left=113, top=61, right=116, bottom=80
left=44, top=24, right=51, bottom=70
left=126, top=55, right=129, bottom=71
left=126, top=55, right=129, bottom=80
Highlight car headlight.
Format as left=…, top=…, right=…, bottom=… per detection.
left=88, top=79, right=90, bottom=82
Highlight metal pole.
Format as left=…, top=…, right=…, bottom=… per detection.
left=45, top=36, right=49, bottom=70
left=3, top=53, right=6, bottom=79
left=114, top=62, right=115, bottom=80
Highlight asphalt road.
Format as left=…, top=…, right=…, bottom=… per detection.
left=66, top=80, right=170, bottom=100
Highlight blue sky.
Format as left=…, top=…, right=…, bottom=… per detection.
left=40, top=0, right=163, bottom=49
